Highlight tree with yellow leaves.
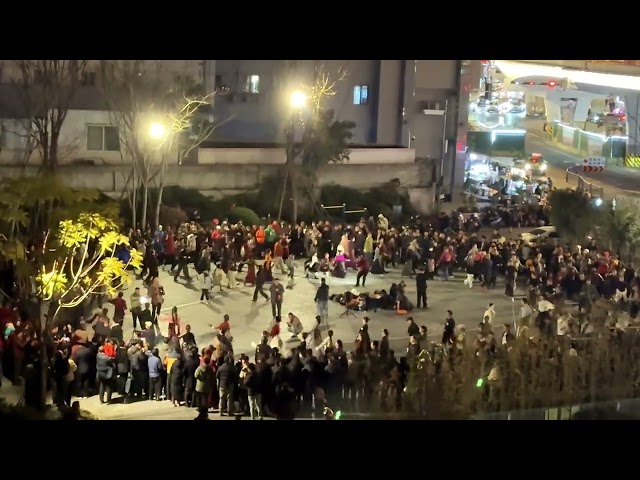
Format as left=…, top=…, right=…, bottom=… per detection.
left=33, top=212, right=143, bottom=408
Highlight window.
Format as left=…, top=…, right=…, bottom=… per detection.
left=353, top=84, right=368, bottom=105
left=81, top=71, right=96, bottom=86
left=87, top=125, right=120, bottom=151
left=246, top=74, right=260, bottom=93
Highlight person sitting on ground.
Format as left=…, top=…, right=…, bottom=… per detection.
left=332, top=254, right=347, bottom=279
left=396, top=290, right=414, bottom=312
left=318, top=253, right=331, bottom=277
left=305, top=253, right=320, bottom=278
left=329, top=289, right=360, bottom=310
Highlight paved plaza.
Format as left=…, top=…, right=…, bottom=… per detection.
left=119, top=261, right=520, bottom=357
left=67, top=259, right=523, bottom=419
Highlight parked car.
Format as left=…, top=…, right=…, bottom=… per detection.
left=519, top=226, right=560, bottom=244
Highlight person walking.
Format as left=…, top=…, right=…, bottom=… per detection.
left=270, top=278, right=285, bottom=320
left=314, top=277, right=329, bottom=324
left=199, top=270, right=212, bottom=301
left=130, top=287, right=143, bottom=331
left=252, top=265, right=269, bottom=302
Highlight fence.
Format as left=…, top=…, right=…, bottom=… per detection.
left=473, top=398, right=640, bottom=420
left=564, top=168, right=605, bottom=198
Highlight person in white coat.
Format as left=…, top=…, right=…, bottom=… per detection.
left=199, top=270, right=212, bottom=301
left=482, top=303, right=496, bottom=325
left=377, top=214, right=389, bottom=232
left=305, top=316, right=323, bottom=358
left=315, top=329, right=335, bottom=361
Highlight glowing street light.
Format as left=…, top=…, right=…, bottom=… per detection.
left=290, top=90, right=307, bottom=109
left=148, top=122, right=167, bottom=140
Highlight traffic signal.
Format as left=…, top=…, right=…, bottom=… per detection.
left=476, top=378, right=484, bottom=388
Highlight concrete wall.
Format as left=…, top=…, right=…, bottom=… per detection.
left=198, top=147, right=416, bottom=165
left=0, top=156, right=436, bottom=213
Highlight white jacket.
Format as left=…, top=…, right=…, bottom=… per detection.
left=199, top=272, right=213, bottom=290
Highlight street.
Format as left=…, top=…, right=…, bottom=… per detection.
left=76, top=260, right=524, bottom=419
left=521, top=118, right=640, bottom=195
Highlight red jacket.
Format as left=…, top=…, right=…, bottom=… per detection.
left=270, top=323, right=281, bottom=337
left=357, top=258, right=369, bottom=273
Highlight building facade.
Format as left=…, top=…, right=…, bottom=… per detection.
left=0, top=59, right=472, bottom=196
left=211, top=59, right=471, bottom=194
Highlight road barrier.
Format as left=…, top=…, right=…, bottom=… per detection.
left=565, top=169, right=605, bottom=198
left=624, top=155, right=640, bottom=168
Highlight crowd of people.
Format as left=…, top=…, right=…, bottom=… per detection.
left=1, top=205, right=640, bottom=419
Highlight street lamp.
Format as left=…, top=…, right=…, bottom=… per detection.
left=290, top=90, right=307, bottom=109
left=148, top=122, right=167, bottom=140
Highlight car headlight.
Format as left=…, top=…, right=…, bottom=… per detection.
left=540, top=163, right=547, bottom=171
left=525, top=163, right=531, bottom=170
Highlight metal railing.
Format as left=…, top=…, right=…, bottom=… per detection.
left=565, top=168, right=605, bottom=198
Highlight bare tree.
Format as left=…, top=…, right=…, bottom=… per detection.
left=278, top=65, right=354, bottom=223
left=100, top=60, right=226, bottom=229
left=12, top=60, right=87, bottom=172
left=0, top=119, right=37, bottom=171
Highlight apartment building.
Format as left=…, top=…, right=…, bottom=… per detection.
left=0, top=60, right=215, bottom=165
left=0, top=59, right=473, bottom=194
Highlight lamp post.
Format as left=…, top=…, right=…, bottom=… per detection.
left=148, top=122, right=167, bottom=141
left=278, top=90, right=308, bottom=220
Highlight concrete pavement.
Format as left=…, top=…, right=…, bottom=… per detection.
left=74, top=261, right=523, bottom=419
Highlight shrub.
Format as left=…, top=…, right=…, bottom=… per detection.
left=320, top=180, right=415, bottom=219
left=228, top=206, right=261, bottom=226
left=159, top=205, right=189, bottom=227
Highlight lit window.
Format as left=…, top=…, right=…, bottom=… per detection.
left=246, top=74, right=260, bottom=93
left=353, top=84, right=369, bottom=105
left=87, top=125, right=120, bottom=151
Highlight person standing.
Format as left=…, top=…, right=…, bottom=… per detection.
left=96, top=346, right=115, bottom=404
left=314, top=277, right=329, bottom=324
left=245, top=363, right=263, bottom=420
left=252, top=265, right=269, bottom=302
left=355, top=255, right=369, bottom=287
left=194, top=356, right=215, bottom=418
left=150, top=278, right=164, bottom=321
left=109, top=292, right=128, bottom=324
left=217, top=356, right=238, bottom=416
left=148, top=348, right=164, bottom=401
left=442, top=310, right=456, bottom=346
left=415, top=268, right=428, bottom=309
left=270, top=278, right=285, bottom=320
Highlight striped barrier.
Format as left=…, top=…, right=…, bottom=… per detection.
left=625, top=155, right=640, bottom=168
left=544, top=125, right=553, bottom=135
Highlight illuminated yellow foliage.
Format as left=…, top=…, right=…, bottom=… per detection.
left=35, top=213, right=143, bottom=308
left=36, top=269, right=68, bottom=301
